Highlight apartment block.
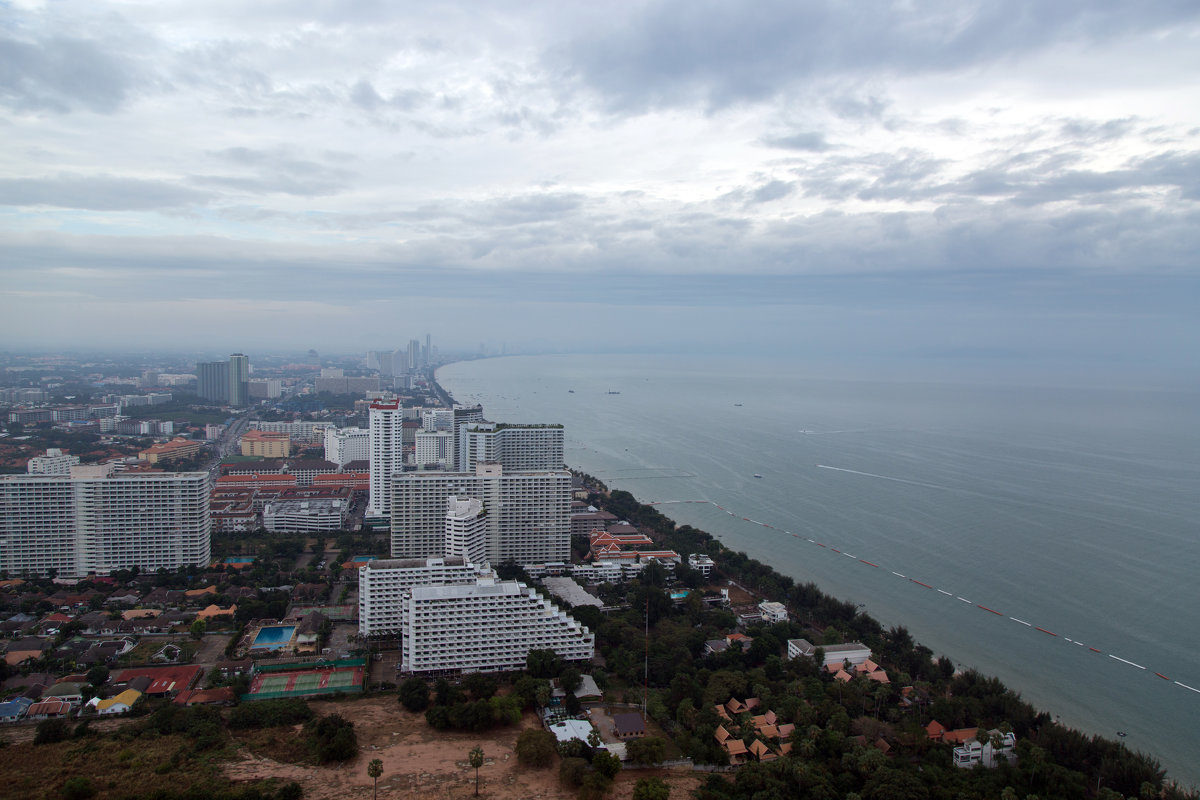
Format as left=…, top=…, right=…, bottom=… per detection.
left=390, top=463, right=571, bottom=564
left=400, top=575, right=594, bottom=674
left=0, top=468, right=211, bottom=578
left=358, top=555, right=484, bottom=636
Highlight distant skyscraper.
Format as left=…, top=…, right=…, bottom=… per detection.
left=368, top=399, right=405, bottom=519
left=408, top=339, right=422, bottom=370
left=196, top=361, right=229, bottom=403
left=228, top=353, right=250, bottom=407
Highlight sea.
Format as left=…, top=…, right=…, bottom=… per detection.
left=438, top=353, right=1200, bottom=788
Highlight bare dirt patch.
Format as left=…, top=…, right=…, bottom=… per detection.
left=222, top=695, right=701, bottom=800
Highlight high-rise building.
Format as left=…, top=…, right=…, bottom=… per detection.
left=414, top=430, right=454, bottom=468
left=358, top=555, right=483, bottom=636
left=399, top=575, right=593, bottom=674
left=390, top=463, right=571, bottom=564
left=444, top=496, right=487, bottom=564
left=407, top=339, right=422, bottom=370
left=196, top=361, right=229, bottom=403
left=324, top=426, right=370, bottom=467
left=368, top=399, right=405, bottom=519
left=228, top=353, right=250, bottom=407
left=0, top=467, right=211, bottom=578
left=249, top=379, right=282, bottom=399
left=451, top=404, right=485, bottom=470
left=457, top=422, right=564, bottom=473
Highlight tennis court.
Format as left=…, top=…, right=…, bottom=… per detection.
left=245, top=661, right=365, bottom=700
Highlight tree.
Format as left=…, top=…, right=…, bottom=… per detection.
left=527, top=648, right=563, bottom=678
left=367, top=758, right=383, bottom=800
left=627, top=736, right=669, bottom=765
left=592, top=750, right=622, bottom=780
left=515, top=729, right=558, bottom=767
left=469, top=746, right=485, bottom=796
left=399, top=676, right=430, bottom=712
left=190, top=618, right=207, bottom=639
left=34, top=718, right=70, bottom=745
left=633, top=777, right=671, bottom=800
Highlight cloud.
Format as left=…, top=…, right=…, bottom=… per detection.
left=763, top=132, right=831, bottom=151
left=0, top=35, right=136, bottom=113
left=0, top=175, right=210, bottom=210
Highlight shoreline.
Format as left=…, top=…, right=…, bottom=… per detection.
left=431, top=361, right=1196, bottom=793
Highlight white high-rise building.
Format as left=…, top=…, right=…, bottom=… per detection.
left=0, top=467, right=211, bottom=578
left=401, top=575, right=594, bottom=674
left=457, top=422, right=564, bottom=473
left=420, top=409, right=454, bottom=432
left=445, top=496, right=487, bottom=564
left=26, top=449, right=80, bottom=475
left=368, top=399, right=405, bottom=518
left=414, top=430, right=454, bottom=468
left=358, top=555, right=484, bottom=636
left=451, top=404, right=485, bottom=469
left=325, top=426, right=370, bottom=467
left=391, top=463, right=571, bottom=564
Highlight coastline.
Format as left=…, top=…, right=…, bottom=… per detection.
left=436, top=364, right=1195, bottom=796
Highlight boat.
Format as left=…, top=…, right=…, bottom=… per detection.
left=734, top=403, right=742, bottom=407
left=607, top=391, right=621, bottom=395
left=753, top=473, right=762, bottom=478
left=568, top=390, right=575, bottom=393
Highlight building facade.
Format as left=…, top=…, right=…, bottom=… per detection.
left=0, top=468, right=211, bottom=578
left=457, top=422, right=565, bottom=473
left=368, top=399, right=405, bottom=519
left=324, top=426, right=370, bottom=467
left=400, top=576, right=594, bottom=674
left=228, top=354, right=250, bottom=407
left=26, top=449, right=80, bottom=475
left=357, top=556, right=484, bottom=636
left=444, top=496, right=487, bottom=564
left=390, top=463, right=571, bottom=564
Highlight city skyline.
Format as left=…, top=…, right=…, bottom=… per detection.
left=1, top=3, right=1197, bottom=380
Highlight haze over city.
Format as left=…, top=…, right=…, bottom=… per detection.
left=1, top=1, right=1197, bottom=382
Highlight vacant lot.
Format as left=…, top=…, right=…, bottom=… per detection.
left=225, top=695, right=701, bottom=800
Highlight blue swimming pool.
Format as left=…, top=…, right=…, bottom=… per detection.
left=252, top=625, right=295, bottom=650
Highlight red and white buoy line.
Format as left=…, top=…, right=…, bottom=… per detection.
left=644, top=498, right=1199, bottom=697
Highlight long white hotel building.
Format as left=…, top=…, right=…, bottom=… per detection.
left=358, top=556, right=593, bottom=674
left=391, top=462, right=571, bottom=564
left=0, top=466, right=211, bottom=578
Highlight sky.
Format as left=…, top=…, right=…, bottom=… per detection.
left=1, top=1, right=1198, bottom=381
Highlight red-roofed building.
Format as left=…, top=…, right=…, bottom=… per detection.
left=139, top=439, right=202, bottom=465
left=115, top=665, right=202, bottom=698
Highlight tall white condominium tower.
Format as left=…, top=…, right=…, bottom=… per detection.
left=420, top=409, right=454, bottom=432
left=324, top=426, right=369, bottom=467
left=457, top=422, right=564, bottom=473
left=0, top=466, right=211, bottom=578
left=450, top=404, right=485, bottom=469
left=357, top=555, right=484, bottom=636
left=414, top=430, right=454, bottom=468
left=391, top=463, right=571, bottom=563
left=444, top=496, right=487, bottom=564
left=367, top=399, right=405, bottom=518
left=401, top=575, right=594, bottom=674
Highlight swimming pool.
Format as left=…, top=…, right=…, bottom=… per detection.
left=252, top=625, right=296, bottom=650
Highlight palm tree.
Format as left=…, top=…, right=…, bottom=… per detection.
left=469, top=746, right=484, bottom=796
left=367, top=758, right=383, bottom=800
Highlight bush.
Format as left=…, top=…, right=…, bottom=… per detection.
left=591, top=750, right=622, bottom=780
left=228, top=698, right=314, bottom=730
left=308, top=713, right=357, bottom=763
left=61, top=776, right=96, bottom=799
left=633, top=777, right=670, bottom=800
left=515, top=729, right=558, bottom=767
left=626, top=736, right=668, bottom=765
left=34, top=718, right=70, bottom=745
left=559, top=756, right=589, bottom=787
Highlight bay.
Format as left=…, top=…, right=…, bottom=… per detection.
left=438, top=353, right=1200, bottom=787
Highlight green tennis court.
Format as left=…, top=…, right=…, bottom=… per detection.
left=326, top=670, right=356, bottom=688
left=258, top=675, right=291, bottom=692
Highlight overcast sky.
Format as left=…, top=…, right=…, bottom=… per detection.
left=1, top=1, right=1197, bottom=379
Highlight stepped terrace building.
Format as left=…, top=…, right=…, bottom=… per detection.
left=400, top=575, right=594, bottom=674
left=358, top=556, right=485, bottom=636
left=0, top=466, right=210, bottom=578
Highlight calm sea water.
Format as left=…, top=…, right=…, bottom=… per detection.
left=438, top=354, right=1200, bottom=787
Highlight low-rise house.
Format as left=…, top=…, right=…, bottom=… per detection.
left=95, top=689, right=142, bottom=715
left=757, top=601, right=788, bottom=623
left=27, top=698, right=72, bottom=720
left=787, top=638, right=873, bottom=669
left=4, top=636, right=50, bottom=666
left=0, top=696, right=33, bottom=723
left=612, top=712, right=645, bottom=740
left=43, top=682, right=86, bottom=707
left=173, top=687, right=235, bottom=706
left=953, top=730, right=1017, bottom=768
